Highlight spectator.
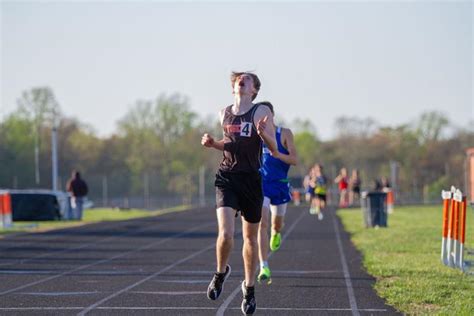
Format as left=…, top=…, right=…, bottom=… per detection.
left=373, top=178, right=383, bottom=191
left=66, top=170, right=88, bottom=220
left=349, top=169, right=362, bottom=206
left=380, top=176, right=391, bottom=192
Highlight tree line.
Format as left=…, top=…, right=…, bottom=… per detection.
left=1, top=87, right=472, bottom=205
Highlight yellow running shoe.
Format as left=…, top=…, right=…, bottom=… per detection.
left=270, top=232, right=281, bottom=252
left=257, top=266, right=272, bottom=284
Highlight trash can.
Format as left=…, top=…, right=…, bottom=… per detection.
left=361, top=191, right=388, bottom=228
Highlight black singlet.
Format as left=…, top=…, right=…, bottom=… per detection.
left=218, top=104, right=262, bottom=173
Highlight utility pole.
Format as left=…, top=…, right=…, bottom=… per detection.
left=51, top=106, right=58, bottom=191
left=102, top=175, right=108, bottom=207
left=144, top=172, right=149, bottom=209
left=199, top=166, right=205, bottom=206
left=34, top=134, right=40, bottom=185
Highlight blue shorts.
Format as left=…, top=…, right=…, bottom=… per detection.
left=263, top=180, right=292, bottom=206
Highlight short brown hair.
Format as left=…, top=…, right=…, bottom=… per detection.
left=230, top=71, right=261, bottom=101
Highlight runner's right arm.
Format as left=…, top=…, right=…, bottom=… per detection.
left=201, top=134, right=225, bottom=151
left=201, top=108, right=226, bottom=151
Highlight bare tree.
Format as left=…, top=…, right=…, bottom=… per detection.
left=334, top=116, right=378, bottom=139
left=17, top=87, right=60, bottom=184
left=414, top=111, right=449, bottom=144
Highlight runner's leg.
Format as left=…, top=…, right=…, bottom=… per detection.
left=216, top=207, right=236, bottom=272
left=258, top=200, right=270, bottom=266
left=242, top=217, right=259, bottom=287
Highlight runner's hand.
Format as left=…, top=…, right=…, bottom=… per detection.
left=257, top=116, right=268, bottom=136
left=201, top=133, right=215, bottom=147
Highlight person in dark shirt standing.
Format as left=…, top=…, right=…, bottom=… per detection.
left=349, top=169, right=362, bottom=206
left=201, top=71, right=278, bottom=315
left=66, top=170, right=88, bottom=220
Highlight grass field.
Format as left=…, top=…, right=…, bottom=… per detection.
left=338, top=205, right=474, bottom=315
left=0, top=205, right=190, bottom=236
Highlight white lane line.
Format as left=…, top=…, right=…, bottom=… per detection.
left=216, top=209, right=307, bottom=316
left=0, top=307, right=388, bottom=312
left=0, top=222, right=214, bottom=296
left=0, top=270, right=56, bottom=274
left=333, top=213, right=360, bottom=316
left=16, top=290, right=206, bottom=296
left=129, top=291, right=205, bottom=295
left=232, top=307, right=387, bottom=312
left=171, top=270, right=226, bottom=274
left=263, top=269, right=341, bottom=274
left=0, top=269, right=149, bottom=275
left=77, top=242, right=216, bottom=316
left=19, top=291, right=99, bottom=296
left=152, top=279, right=210, bottom=284
left=167, top=269, right=340, bottom=275
left=0, top=208, right=194, bottom=268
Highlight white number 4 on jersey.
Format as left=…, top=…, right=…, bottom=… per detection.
left=240, top=122, right=252, bottom=137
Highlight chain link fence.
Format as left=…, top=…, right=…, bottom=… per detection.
left=2, top=162, right=461, bottom=210
left=85, top=168, right=215, bottom=210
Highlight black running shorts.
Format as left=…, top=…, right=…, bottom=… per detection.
left=215, top=170, right=263, bottom=223
left=316, top=193, right=327, bottom=202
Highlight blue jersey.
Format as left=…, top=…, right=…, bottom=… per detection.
left=260, top=127, right=290, bottom=182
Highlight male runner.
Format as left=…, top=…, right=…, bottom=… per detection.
left=201, top=72, right=277, bottom=315
left=312, top=164, right=328, bottom=220
left=256, top=101, right=298, bottom=284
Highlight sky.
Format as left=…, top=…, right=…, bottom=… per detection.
left=1, top=0, right=472, bottom=140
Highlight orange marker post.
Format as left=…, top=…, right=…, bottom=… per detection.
left=441, top=190, right=452, bottom=265
left=458, top=196, right=467, bottom=270
left=386, top=189, right=395, bottom=214
left=453, top=189, right=462, bottom=268
left=447, top=187, right=457, bottom=267
left=0, top=193, right=4, bottom=228
left=292, top=190, right=301, bottom=206
left=3, top=193, right=12, bottom=228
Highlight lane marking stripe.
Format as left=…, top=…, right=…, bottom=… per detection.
left=0, top=307, right=388, bottom=312
left=333, top=214, right=360, bottom=316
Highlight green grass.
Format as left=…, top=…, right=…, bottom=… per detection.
left=338, top=205, right=474, bottom=315
left=0, top=205, right=191, bottom=236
